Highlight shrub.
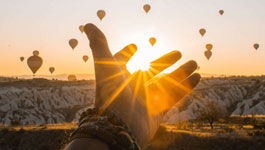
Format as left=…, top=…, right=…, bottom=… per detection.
left=10, top=119, right=21, bottom=126
left=196, top=101, right=227, bottom=129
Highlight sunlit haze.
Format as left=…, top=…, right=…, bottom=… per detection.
left=1, top=0, right=265, bottom=76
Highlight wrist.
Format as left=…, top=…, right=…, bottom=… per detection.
left=107, top=96, right=163, bottom=148
left=65, top=138, right=109, bottom=150
left=70, top=108, right=140, bottom=150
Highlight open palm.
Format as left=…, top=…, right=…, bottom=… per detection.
left=84, top=23, right=201, bottom=148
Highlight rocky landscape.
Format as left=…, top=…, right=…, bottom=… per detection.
left=0, top=78, right=95, bottom=125
left=0, top=76, right=265, bottom=125
left=165, top=76, right=265, bottom=123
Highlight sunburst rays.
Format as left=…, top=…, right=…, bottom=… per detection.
left=100, top=71, right=137, bottom=111
left=96, top=51, right=197, bottom=116
left=98, top=70, right=127, bottom=84
left=95, top=60, right=125, bottom=65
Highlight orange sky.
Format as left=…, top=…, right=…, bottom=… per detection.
left=0, top=0, right=265, bottom=76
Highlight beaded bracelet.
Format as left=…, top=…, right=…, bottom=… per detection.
left=70, top=108, right=140, bottom=150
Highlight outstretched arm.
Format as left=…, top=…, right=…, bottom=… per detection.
left=65, top=23, right=200, bottom=150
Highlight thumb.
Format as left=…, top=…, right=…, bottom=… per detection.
left=84, top=23, right=113, bottom=60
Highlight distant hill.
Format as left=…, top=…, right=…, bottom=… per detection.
left=0, top=76, right=17, bottom=82
left=3, top=73, right=262, bottom=80
left=0, top=76, right=265, bottom=125
left=10, top=74, right=95, bottom=81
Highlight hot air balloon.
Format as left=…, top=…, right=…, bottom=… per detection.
left=69, top=39, right=78, bottom=50
left=20, top=57, right=24, bottom=62
left=68, top=75, right=77, bottom=81
left=33, top=50, right=40, bottom=56
left=206, top=44, right=213, bottom=51
left=97, top=10, right=106, bottom=21
left=49, top=67, right=55, bottom=74
left=79, top=25, right=84, bottom=33
left=204, top=50, right=212, bottom=60
left=219, top=10, right=224, bottom=15
left=199, top=28, right=206, bottom=37
left=27, top=54, right=43, bottom=75
left=83, top=55, right=89, bottom=63
left=143, top=4, right=151, bottom=14
left=253, top=43, right=259, bottom=50
left=149, top=37, right=156, bottom=46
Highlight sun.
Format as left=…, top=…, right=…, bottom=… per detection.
left=118, top=30, right=169, bottom=73
left=126, top=44, right=162, bottom=73
left=127, top=58, right=150, bottom=73
left=125, top=43, right=170, bottom=73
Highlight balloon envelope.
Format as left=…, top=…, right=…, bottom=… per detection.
left=143, top=4, right=151, bottom=14
left=83, top=55, right=89, bottom=62
left=20, top=57, right=24, bottom=62
left=206, top=44, right=213, bottom=51
left=254, top=43, right=259, bottom=50
left=69, top=39, right=78, bottom=50
left=199, top=28, right=206, bottom=37
left=149, top=37, right=156, bottom=46
left=97, top=10, right=106, bottom=21
left=219, top=10, right=224, bottom=15
left=33, top=50, right=39, bottom=56
left=204, top=50, right=212, bottom=60
left=49, top=67, right=55, bottom=74
left=79, top=25, right=84, bottom=33
left=27, top=55, right=43, bottom=74
left=68, top=75, right=77, bottom=81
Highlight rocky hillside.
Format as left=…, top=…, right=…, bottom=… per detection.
left=165, top=76, right=265, bottom=123
left=0, top=79, right=95, bottom=125
left=0, top=76, right=265, bottom=125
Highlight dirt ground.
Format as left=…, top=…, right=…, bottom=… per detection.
left=0, top=123, right=265, bottom=150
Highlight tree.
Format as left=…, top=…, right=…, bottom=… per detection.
left=196, top=101, right=226, bottom=129
left=10, top=119, right=21, bottom=126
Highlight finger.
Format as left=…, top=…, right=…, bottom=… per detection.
left=181, top=73, right=201, bottom=90
left=84, top=23, right=122, bottom=83
left=168, top=60, right=197, bottom=83
left=114, top=44, right=137, bottom=64
left=166, top=73, right=201, bottom=109
left=168, top=73, right=201, bottom=102
left=146, top=73, right=200, bottom=115
left=173, top=73, right=201, bottom=108
left=84, top=23, right=113, bottom=60
left=149, top=51, right=182, bottom=76
left=84, top=24, right=124, bottom=109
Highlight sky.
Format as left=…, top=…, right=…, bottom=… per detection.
left=0, top=0, right=265, bottom=76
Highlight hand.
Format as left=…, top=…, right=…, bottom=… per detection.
left=84, top=23, right=200, bottom=148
